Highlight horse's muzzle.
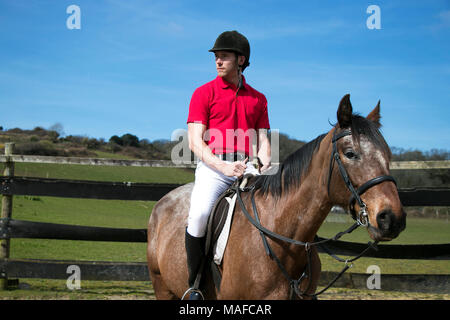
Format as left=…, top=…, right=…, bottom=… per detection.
left=370, top=209, right=406, bottom=241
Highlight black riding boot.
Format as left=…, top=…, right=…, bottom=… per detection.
left=184, top=229, right=206, bottom=300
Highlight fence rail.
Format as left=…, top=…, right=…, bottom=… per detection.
left=1, top=176, right=449, bottom=205
left=0, top=218, right=148, bottom=243
left=1, top=154, right=450, bottom=170
left=1, top=259, right=447, bottom=294
left=0, top=176, right=181, bottom=201
left=1, top=148, right=449, bottom=294
left=1, top=218, right=449, bottom=260
left=0, top=258, right=148, bottom=281
left=0, top=154, right=197, bottom=168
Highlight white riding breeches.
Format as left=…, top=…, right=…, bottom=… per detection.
left=187, top=160, right=260, bottom=238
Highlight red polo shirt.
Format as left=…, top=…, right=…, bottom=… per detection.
left=187, top=75, right=270, bottom=156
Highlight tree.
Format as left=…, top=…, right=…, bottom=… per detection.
left=109, top=135, right=123, bottom=146
left=121, top=133, right=139, bottom=147
left=48, top=123, right=65, bottom=136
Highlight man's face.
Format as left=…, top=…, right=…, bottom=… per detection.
left=214, top=51, right=244, bottom=78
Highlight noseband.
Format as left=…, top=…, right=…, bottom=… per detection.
left=327, top=128, right=397, bottom=226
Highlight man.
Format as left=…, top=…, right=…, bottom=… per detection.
left=184, top=30, right=271, bottom=299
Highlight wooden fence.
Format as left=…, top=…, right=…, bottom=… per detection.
left=0, top=143, right=449, bottom=294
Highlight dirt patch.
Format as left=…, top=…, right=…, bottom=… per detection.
left=317, top=288, right=449, bottom=300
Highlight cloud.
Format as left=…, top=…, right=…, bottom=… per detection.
left=424, top=9, right=450, bottom=32
left=160, top=21, right=184, bottom=35
left=246, top=19, right=349, bottom=40
left=438, top=10, right=450, bottom=27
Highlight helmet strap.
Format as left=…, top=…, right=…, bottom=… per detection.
left=236, top=53, right=243, bottom=89
left=237, top=66, right=243, bottom=89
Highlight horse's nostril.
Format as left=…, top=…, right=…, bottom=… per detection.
left=376, top=210, right=392, bottom=231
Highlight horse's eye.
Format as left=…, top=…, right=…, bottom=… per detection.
left=344, top=150, right=357, bottom=159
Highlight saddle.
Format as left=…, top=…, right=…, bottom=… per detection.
left=202, top=173, right=256, bottom=291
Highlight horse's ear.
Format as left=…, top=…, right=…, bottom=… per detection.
left=367, top=100, right=381, bottom=128
left=337, top=94, right=353, bottom=128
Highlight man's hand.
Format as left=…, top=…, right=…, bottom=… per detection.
left=221, top=158, right=248, bottom=177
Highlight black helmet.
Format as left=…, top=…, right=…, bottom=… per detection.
left=209, top=30, right=250, bottom=71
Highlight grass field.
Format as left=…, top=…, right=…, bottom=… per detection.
left=14, top=162, right=195, bottom=183
left=1, top=161, right=449, bottom=299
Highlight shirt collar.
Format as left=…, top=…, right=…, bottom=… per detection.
left=217, top=75, right=247, bottom=90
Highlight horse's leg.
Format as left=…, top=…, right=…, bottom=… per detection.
left=149, top=271, right=178, bottom=300
left=147, top=238, right=178, bottom=300
left=147, top=200, right=182, bottom=300
left=300, top=246, right=322, bottom=300
left=146, top=184, right=199, bottom=300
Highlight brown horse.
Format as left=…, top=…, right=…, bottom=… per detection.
left=146, top=94, right=406, bottom=299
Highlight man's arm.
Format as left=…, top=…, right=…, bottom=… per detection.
left=257, top=128, right=271, bottom=173
left=188, top=122, right=247, bottom=177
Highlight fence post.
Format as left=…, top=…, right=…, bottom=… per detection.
left=1, top=143, right=15, bottom=290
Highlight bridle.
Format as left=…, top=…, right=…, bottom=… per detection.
left=327, top=128, right=397, bottom=227
left=232, top=126, right=398, bottom=299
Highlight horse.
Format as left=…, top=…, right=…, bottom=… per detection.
left=146, top=94, right=406, bottom=299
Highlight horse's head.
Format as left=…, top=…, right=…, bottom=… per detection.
left=328, top=94, right=406, bottom=241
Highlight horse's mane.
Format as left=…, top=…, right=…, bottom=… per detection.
left=253, top=114, right=391, bottom=198
left=253, top=133, right=326, bottom=198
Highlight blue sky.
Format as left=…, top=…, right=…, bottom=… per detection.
left=1, top=0, right=449, bottom=151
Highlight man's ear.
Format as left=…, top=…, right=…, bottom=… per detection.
left=238, top=55, right=246, bottom=68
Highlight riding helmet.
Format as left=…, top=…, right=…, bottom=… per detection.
left=209, top=30, right=250, bottom=71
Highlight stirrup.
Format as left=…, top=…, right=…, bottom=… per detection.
left=181, top=287, right=205, bottom=300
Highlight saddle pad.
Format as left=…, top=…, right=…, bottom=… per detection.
left=213, top=193, right=237, bottom=265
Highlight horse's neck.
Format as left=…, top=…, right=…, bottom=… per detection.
left=271, top=139, right=333, bottom=243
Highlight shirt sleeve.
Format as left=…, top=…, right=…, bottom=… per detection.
left=255, top=94, right=270, bottom=129
left=187, top=86, right=210, bottom=125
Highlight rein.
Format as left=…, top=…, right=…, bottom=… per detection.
left=232, top=127, right=397, bottom=299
